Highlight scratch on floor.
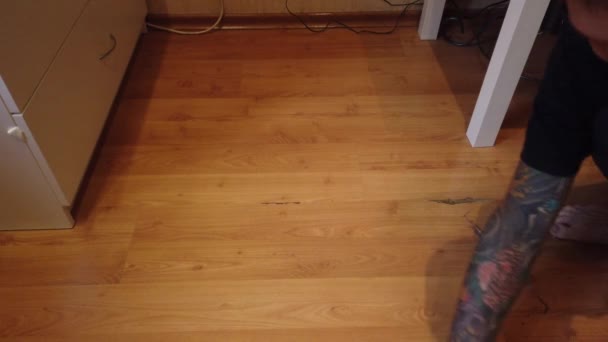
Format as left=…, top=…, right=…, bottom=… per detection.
left=261, top=201, right=302, bottom=205
left=430, top=197, right=490, bottom=206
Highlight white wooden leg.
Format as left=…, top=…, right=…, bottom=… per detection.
left=466, top=0, right=550, bottom=147
left=418, top=0, right=446, bottom=40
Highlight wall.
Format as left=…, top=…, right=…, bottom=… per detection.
left=147, top=0, right=494, bottom=16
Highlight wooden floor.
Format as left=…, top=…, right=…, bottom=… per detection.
left=1, top=26, right=607, bottom=341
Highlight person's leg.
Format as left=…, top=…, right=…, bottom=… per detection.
left=450, top=162, right=573, bottom=341
left=451, top=21, right=600, bottom=341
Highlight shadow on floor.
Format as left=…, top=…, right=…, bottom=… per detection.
left=568, top=181, right=608, bottom=208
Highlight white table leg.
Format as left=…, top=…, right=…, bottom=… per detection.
left=418, top=0, right=446, bottom=40
left=466, top=0, right=550, bottom=147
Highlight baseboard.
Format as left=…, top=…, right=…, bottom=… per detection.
left=146, top=11, right=422, bottom=31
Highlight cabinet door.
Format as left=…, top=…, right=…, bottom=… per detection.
left=17, top=0, right=147, bottom=205
left=0, top=99, right=72, bottom=230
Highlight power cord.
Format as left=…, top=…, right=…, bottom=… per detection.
left=383, top=0, right=419, bottom=6
left=146, top=0, right=224, bottom=35
left=442, top=0, right=509, bottom=47
left=145, top=0, right=419, bottom=35
left=285, top=0, right=423, bottom=35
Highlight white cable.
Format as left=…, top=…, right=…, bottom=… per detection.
left=146, top=0, right=224, bottom=35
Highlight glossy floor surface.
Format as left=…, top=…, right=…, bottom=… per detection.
left=1, top=26, right=607, bottom=341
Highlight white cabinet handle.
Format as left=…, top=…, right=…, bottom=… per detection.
left=7, top=126, right=26, bottom=142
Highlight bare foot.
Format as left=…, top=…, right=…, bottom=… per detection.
left=551, top=205, right=608, bottom=244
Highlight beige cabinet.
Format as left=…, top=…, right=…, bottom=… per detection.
left=0, top=0, right=147, bottom=230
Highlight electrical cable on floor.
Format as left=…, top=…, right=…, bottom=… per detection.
left=146, top=0, right=224, bottom=35
left=383, top=0, right=417, bottom=6
left=441, top=0, right=543, bottom=81
left=285, top=0, right=422, bottom=35
left=442, top=0, right=509, bottom=47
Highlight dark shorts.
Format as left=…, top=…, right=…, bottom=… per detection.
left=521, top=22, right=608, bottom=178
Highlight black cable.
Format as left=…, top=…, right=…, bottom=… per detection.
left=285, top=0, right=330, bottom=33
left=466, top=0, right=510, bottom=19
left=443, top=0, right=509, bottom=47
left=383, top=0, right=416, bottom=6
left=335, top=0, right=421, bottom=35
left=285, top=0, right=422, bottom=35
left=442, top=0, right=543, bottom=82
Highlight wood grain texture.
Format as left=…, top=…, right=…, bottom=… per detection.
left=1, top=27, right=607, bottom=340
